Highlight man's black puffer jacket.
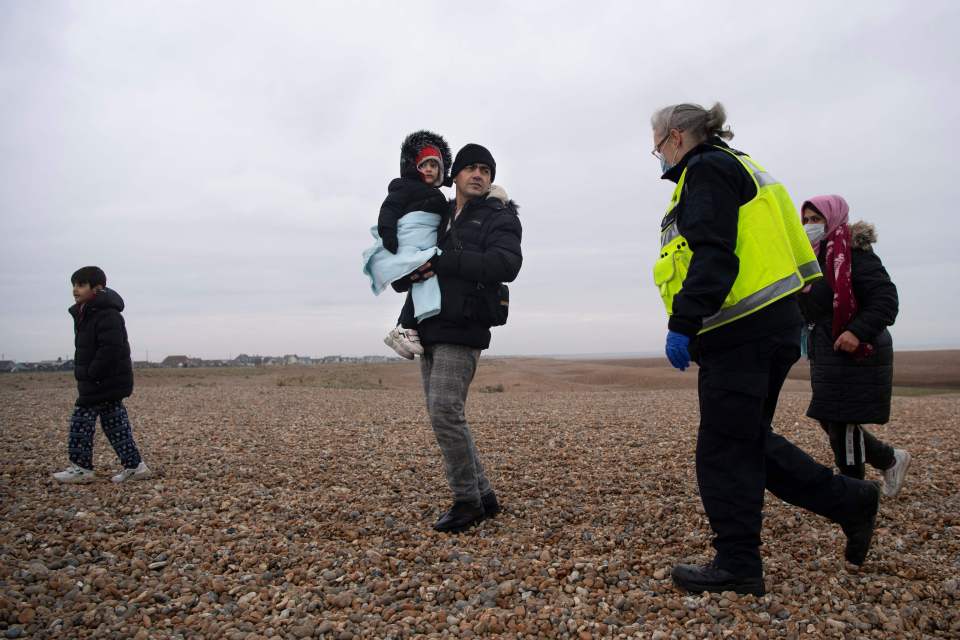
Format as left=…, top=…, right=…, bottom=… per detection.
left=396, top=186, right=522, bottom=349
left=799, top=222, right=899, bottom=424
left=70, top=288, right=134, bottom=406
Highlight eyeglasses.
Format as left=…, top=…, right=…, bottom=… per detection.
left=651, top=130, right=680, bottom=160
left=650, top=129, right=683, bottom=160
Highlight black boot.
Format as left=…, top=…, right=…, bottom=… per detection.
left=841, top=480, right=880, bottom=566
left=671, top=563, right=765, bottom=596
left=433, top=500, right=485, bottom=534
left=481, top=491, right=501, bottom=519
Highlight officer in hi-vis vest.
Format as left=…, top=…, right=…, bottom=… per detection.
left=650, top=102, right=883, bottom=596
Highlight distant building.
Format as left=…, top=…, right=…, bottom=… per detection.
left=199, top=359, right=231, bottom=367
left=233, top=354, right=257, bottom=366
left=0, top=360, right=15, bottom=373
left=33, top=358, right=72, bottom=372
left=134, top=353, right=400, bottom=369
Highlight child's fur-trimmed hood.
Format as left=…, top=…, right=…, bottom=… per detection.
left=400, top=130, right=453, bottom=185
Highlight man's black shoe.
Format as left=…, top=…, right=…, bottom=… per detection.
left=841, top=480, right=880, bottom=566
left=481, top=491, right=501, bottom=519
left=433, top=500, right=485, bottom=534
left=671, top=563, right=765, bottom=596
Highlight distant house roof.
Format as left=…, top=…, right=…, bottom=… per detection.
left=161, top=355, right=191, bottom=367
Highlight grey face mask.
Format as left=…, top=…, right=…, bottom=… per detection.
left=804, top=223, right=826, bottom=245
left=660, top=154, right=673, bottom=174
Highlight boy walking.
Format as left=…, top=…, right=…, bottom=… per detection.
left=53, top=266, right=151, bottom=484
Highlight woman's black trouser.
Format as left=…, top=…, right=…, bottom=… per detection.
left=818, top=421, right=895, bottom=479
left=695, top=325, right=871, bottom=578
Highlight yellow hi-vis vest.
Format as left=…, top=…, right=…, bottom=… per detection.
left=653, top=146, right=822, bottom=334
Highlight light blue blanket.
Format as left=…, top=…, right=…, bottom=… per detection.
left=362, top=211, right=442, bottom=322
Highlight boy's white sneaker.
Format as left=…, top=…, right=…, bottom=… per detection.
left=882, top=449, right=911, bottom=497
left=52, top=465, right=95, bottom=484
left=112, top=462, right=153, bottom=483
left=384, top=326, right=422, bottom=359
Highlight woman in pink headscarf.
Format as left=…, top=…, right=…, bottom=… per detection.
left=798, top=195, right=910, bottom=497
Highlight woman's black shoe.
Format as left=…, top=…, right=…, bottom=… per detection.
left=671, top=563, right=765, bottom=596
left=433, top=501, right=485, bottom=533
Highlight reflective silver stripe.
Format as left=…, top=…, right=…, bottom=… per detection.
left=660, top=222, right=680, bottom=248
left=701, top=271, right=803, bottom=330
left=798, top=260, right=821, bottom=279
left=739, top=154, right=779, bottom=187
left=754, top=171, right=778, bottom=187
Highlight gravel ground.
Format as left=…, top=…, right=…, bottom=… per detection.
left=1, top=368, right=958, bottom=639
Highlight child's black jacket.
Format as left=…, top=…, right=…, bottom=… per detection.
left=69, top=288, right=134, bottom=406
left=377, top=178, right=448, bottom=250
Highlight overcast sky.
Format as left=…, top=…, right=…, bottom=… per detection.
left=2, top=1, right=958, bottom=361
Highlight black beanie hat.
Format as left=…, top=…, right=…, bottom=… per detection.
left=451, top=143, right=496, bottom=182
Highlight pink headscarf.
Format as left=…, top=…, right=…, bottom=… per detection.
left=799, top=193, right=874, bottom=359
left=801, top=195, right=849, bottom=256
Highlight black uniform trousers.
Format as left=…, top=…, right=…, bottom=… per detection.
left=696, top=324, right=866, bottom=577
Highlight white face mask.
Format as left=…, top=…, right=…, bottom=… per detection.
left=804, top=223, right=826, bottom=245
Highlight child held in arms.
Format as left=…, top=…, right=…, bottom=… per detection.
left=363, top=130, right=452, bottom=358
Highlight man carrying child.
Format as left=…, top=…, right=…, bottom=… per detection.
left=395, top=143, right=522, bottom=533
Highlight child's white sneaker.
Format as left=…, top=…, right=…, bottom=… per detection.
left=52, top=465, right=95, bottom=484
left=384, top=326, right=422, bottom=359
left=112, top=462, right=153, bottom=483
left=881, top=449, right=911, bottom=497
left=403, top=327, right=424, bottom=355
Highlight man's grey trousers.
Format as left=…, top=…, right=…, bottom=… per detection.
left=420, top=343, right=493, bottom=504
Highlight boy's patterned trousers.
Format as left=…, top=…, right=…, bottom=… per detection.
left=68, top=400, right=142, bottom=470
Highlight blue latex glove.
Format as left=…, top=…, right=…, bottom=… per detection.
left=665, top=331, right=691, bottom=371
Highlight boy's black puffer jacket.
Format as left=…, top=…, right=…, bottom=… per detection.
left=798, top=222, right=899, bottom=424
left=69, top=288, right=134, bottom=406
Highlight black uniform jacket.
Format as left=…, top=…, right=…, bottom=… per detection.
left=661, top=138, right=802, bottom=352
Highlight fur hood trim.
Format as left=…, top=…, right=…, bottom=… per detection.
left=487, top=184, right=509, bottom=203
left=850, top=221, right=877, bottom=249
left=400, top=130, right=452, bottom=184
left=486, top=184, right=520, bottom=213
